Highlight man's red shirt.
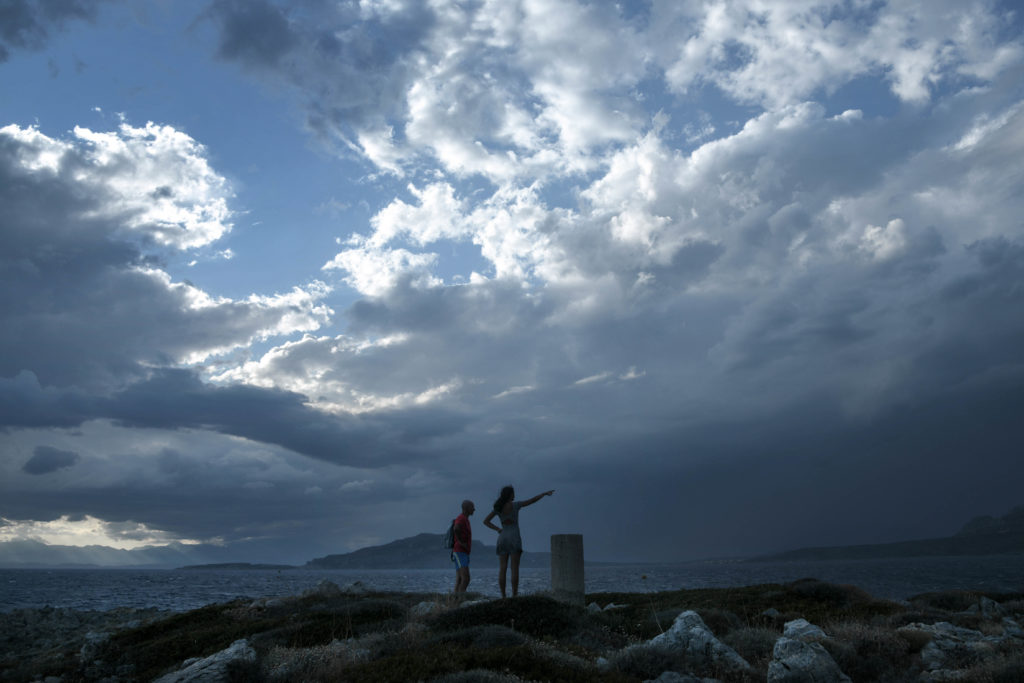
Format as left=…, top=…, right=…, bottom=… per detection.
left=453, top=513, right=471, bottom=554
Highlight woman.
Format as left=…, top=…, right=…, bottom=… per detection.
left=483, top=486, right=554, bottom=598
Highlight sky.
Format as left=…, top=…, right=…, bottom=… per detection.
left=1, top=0, right=1023, bottom=566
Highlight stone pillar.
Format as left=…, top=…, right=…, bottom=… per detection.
left=550, top=534, right=584, bottom=606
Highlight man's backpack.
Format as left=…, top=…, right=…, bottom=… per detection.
left=443, top=519, right=456, bottom=550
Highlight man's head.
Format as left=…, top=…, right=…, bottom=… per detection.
left=462, top=499, right=475, bottom=516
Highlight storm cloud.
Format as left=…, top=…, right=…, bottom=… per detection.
left=1, top=0, right=1023, bottom=564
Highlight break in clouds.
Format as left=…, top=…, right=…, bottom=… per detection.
left=2, top=0, right=1024, bottom=563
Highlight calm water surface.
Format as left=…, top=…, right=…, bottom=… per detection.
left=2, top=555, right=1022, bottom=613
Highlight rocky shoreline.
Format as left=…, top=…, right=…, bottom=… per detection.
left=2, top=578, right=1022, bottom=682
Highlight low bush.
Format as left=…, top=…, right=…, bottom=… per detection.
left=428, top=595, right=583, bottom=641
left=721, top=626, right=778, bottom=669
left=697, top=607, right=744, bottom=637
left=825, top=620, right=918, bottom=683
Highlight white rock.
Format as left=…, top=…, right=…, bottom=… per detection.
left=896, top=621, right=1017, bottom=673
left=643, top=672, right=720, bottom=682
left=768, top=637, right=851, bottom=683
left=1002, top=617, right=1024, bottom=638
left=783, top=618, right=829, bottom=643
left=153, top=639, right=256, bottom=683
left=979, top=596, right=1004, bottom=619
left=644, top=610, right=751, bottom=674
left=409, top=601, right=440, bottom=618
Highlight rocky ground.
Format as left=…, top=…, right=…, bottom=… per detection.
left=1, top=578, right=1022, bottom=682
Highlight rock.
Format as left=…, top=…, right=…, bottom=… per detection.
left=587, top=602, right=602, bottom=613
left=643, top=610, right=751, bottom=674
left=979, top=597, right=1004, bottom=619
left=409, top=601, right=441, bottom=618
left=768, top=637, right=851, bottom=683
left=603, top=603, right=628, bottom=610
left=152, top=639, right=256, bottom=683
left=896, top=621, right=1009, bottom=672
left=763, top=608, right=781, bottom=618
left=783, top=618, right=829, bottom=643
left=643, top=672, right=720, bottom=682
left=1002, top=617, right=1024, bottom=638
left=79, top=631, right=110, bottom=663
left=342, top=581, right=369, bottom=595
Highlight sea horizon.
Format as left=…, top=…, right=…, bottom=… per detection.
left=4, top=554, right=1023, bottom=614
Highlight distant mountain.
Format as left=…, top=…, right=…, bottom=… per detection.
left=756, top=505, right=1024, bottom=562
left=177, top=562, right=296, bottom=571
left=305, top=533, right=552, bottom=570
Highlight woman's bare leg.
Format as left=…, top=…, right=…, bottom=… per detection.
left=511, top=552, right=522, bottom=597
left=498, top=554, right=508, bottom=598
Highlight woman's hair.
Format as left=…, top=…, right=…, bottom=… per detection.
left=493, top=485, right=514, bottom=512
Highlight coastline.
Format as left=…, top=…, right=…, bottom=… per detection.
left=3, top=578, right=1023, bottom=682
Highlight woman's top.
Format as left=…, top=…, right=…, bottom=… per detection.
left=495, top=501, right=525, bottom=555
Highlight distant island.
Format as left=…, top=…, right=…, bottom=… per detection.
left=178, top=562, right=296, bottom=571
left=306, top=532, right=557, bottom=569
left=755, top=504, right=1024, bottom=562
left=177, top=533, right=557, bottom=571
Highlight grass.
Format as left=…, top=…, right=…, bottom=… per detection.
left=5, top=580, right=1022, bottom=682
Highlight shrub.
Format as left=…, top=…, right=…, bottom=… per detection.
left=428, top=596, right=584, bottom=641
left=894, top=626, right=933, bottom=653
left=427, top=624, right=529, bottom=650
left=721, top=627, right=778, bottom=669
left=967, top=651, right=1024, bottom=683
left=825, top=621, right=917, bottom=683
left=697, top=608, right=743, bottom=637
left=608, top=644, right=692, bottom=680
left=909, top=590, right=983, bottom=612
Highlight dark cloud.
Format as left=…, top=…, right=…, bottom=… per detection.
left=202, top=0, right=435, bottom=133
left=206, top=0, right=298, bottom=67
left=107, top=369, right=393, bottom=467
left=0, top=0, right=110, bottom=62
left=22, top=445, right=80, bottom=475
left=0, top=367, right=463, bottom=469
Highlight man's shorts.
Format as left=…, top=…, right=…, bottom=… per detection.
left=453, top=552, right=470, bottom=569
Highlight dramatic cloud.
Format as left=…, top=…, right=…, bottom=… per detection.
left=1, top=0, right=1023, bottom=564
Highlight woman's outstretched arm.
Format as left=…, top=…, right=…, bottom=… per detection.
left=483, top=510, right=501, bottom=532
left=520, top=490, right=555, bottom=507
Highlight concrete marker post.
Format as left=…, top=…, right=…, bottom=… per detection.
left=550, top=534, right=584, bottom=606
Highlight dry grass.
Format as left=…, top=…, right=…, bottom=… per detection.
left=7, top=580, right=1023, bottom=683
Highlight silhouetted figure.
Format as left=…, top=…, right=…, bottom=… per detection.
left=483, top=486, right=554, bottom=597
left=453, top=499, right=475, bottom=593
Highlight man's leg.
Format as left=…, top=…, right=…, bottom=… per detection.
left=455, top=566, right=469, bottom=592
left=453, top=553, right=469, bottom=593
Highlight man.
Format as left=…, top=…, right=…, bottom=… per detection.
left=453, top=499, right=474, bottom=593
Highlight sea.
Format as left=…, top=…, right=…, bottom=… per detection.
left=2, top=555, right=1023, bottom=613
